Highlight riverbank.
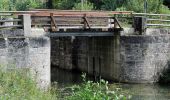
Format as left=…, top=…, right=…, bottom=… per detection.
left=0, top=68, right=56, bottom=100
left=52, top=67, right=170, bottom=100
left=0, top=67, right=130, bottom=100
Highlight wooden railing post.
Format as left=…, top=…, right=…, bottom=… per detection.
left=83, top=14, right=90, bottom=30
left=19, top=14, right=31, bottom=36
left=50, top=13, right=58, bottom=31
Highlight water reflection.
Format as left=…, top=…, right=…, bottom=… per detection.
left=51, top=67, right=82, bottom=86
left=51, top=67, right=170, bottom=100
left=120, top=84, right=170, bottom=100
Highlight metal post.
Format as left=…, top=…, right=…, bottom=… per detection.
left=81, top=0, right=83, bottom=10
left=93, top=57, right=96, bottom=81
left=144, top=0, right=147, bottom=13
left=99, top=57, right=101, bottom=80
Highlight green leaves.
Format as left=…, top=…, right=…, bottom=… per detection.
left=0, top=0, right=169, bottom=14
left=73, top=0, right=94, bottom=10
left=52, top=0, right=78, bottom=10
left=15, top=0, right=44, bottom=11
left=0, top=0, right=10, bottom=11
left=66, top=73, right=131, bottom=100
left=0, top=69, right=56, bottom=100
left=0, top=0, right=44, bottom=11
left=117, top=0, right=170, bottom=13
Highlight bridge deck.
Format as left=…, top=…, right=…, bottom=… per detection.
left=48, top=29, right=122, bottom=37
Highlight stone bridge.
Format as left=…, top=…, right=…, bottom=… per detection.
left=1, top=10, right=170, bottom=88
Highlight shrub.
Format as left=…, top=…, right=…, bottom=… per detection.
left=52, top=0, right=79, bottom=10
left=0, top=0, right=44, bottom=11
left=116, top=0, right=170, bottom=14
left=73, top=0, right=94, bottom=10
left=65, top=73, right=131, bottom=100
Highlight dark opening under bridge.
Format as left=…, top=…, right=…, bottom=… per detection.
left=1, top=10, right=170, bottom=88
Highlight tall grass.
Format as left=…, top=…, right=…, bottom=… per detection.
left=0, top=68, right=56, bottom=100
left=0, top=67, right=131, bottom=100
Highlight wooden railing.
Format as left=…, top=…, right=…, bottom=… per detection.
left=31, top=14, right=122, bottom=31
left=1, top=11, right=170, bottom=33
left=0, top=12, right=23, bottom=29
left=0, top=11, right=131, bottom=31
left=134, top=13, right=170, bottom=28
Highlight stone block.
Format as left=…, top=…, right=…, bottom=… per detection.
left=0, top=29, right=24, bottom=37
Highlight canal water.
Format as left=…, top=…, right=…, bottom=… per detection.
left=51, top=67, right=170, bottom=100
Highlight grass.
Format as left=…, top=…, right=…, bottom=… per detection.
left=0, top=67, right=131, bottom=100
left=0, top=68, right=57, bottom=100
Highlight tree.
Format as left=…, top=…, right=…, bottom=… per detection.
left=52, top=0, right=79, bottom=10
left=73, top=0, right=94, bottom=10
left=0, top=0, right=10, bottom=11
left=100, top=0, right=124, bottom=11
left=15, top=0, right=44, bottom=11
left=0, top=0, right=45, bottom=11
left=116, top=0, right=170, bottom=13
left=89, top=0, right=103, bottom=10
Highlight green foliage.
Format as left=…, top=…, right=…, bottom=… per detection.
left=66, top=73, right=131, bottom=100
left=73, top=0, right=94, bottom=10
left=101, top=0, right=124, bottom=11
left=158, top=4, right=170, bottom=14
left=15, top=0, right=44, bottom=11
left=52, top=0, right=94, bottom=10
left=0, top=68, right=56, bottom=100
left=116, top=0, right=170, bottom=13
left=0, top=0, right=169, bottom=14
left=52, top=0, right=79, bottom=10
left=0, top=0, right=44, bottom=11
left=0, top=0, right=10, bottom=11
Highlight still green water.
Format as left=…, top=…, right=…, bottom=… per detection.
left=120, top=84, right=170, bottom=100
left=51, top=67, right=170, bottom=100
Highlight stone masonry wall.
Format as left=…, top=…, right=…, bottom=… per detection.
left=51, top=37, right=73, bottom=70
left=28, top=37, right=50, bottom=89
left=0, top=29, right=51, bottom=89
left=50, top=28, right=170, bottom=83
left=120, top=35, right=170, bottom=83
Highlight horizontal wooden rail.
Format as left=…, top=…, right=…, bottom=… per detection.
left=0, top=13, right=23, bottom=30
left=147, top=19, right=170, bottom=22
left=0, top=14, right=13, bottom=16
left=147, top=24, right=170, bottom=27
left=0, top=19, right=22, bottom=22
left=0, top=25, right=23, bottom=28
left=0, top=11, right=133, bottom=17
left=133, top=13, right=170, bottom=17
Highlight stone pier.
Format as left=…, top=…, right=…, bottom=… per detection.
left=0, top=29, right=51, bottom=89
